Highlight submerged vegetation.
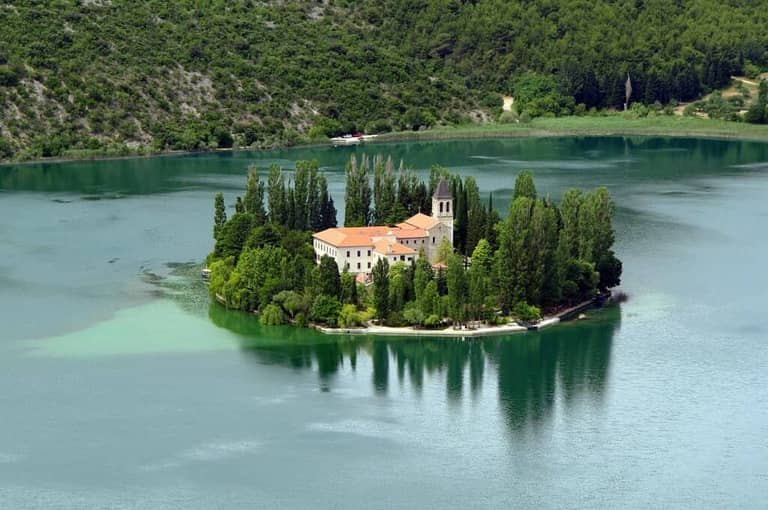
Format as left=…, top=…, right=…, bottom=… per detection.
left=1, top=1, right=768, bottom=161
left=206, top=156, right=622, bottom=329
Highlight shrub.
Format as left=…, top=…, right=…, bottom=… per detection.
left=261, top=303, right=287, bottom=325
left=512, top=301, right=541, bottom=323
left=338, top=304, right=365, bottom=328
left=294, top=312, right=308, bottom=328
left=385, top=311, right=406, bottom=327
left=311, top=295, right=342, bottom=326
left=0, top=137, right=13, bottom=159
left=498, top=110, right=519, bottom=124
left=423, top=314, right=441, bottom=328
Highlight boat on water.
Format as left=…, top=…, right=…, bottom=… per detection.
left=330, top=133, right=378, bottom=147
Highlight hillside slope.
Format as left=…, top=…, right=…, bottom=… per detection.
left=0, top=0, right=767, bottom=160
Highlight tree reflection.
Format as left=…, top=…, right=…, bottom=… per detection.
left=209, top=302, right=619, bottom=432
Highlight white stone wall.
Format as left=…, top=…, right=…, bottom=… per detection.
left=338, top=245, right=375, bottom=273
left=314, top=239, right=378, bottom=274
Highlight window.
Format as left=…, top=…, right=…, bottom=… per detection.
left=440, top=202, right=443, bottom=213
left=432, top=237, right=435, bottom=243
left=346, top=250, right=350, bottom=257
left=367, top=262, right=371, bottom=269
left=367, top=250, right=371, bottom=256
left=446, top=202, right=450, bottom=213
left=400, top=255, right=405, bottom=261
left=357, top=250, right=360, bottom=257
left=357, top=262, right=361, bottom=269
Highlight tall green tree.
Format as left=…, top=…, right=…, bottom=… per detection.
left=495, top=196, right=534, bottom=310
left=340, top=267, right=359, bottom=306
left=317, top=174, right=337, bottom=230
left=471, top=239, right=493, bottom=275
left=373, top=155, right=398, bottom=224
left=372, top=258, right=390, bottom=321
left=578, top=187, right=615, bottom=264
left=314, top=255, right=342, bottom=298
left=214, top=212, right=252, bottom=261
left=559, top=189, right=584, bottom=259
left=446, top=254, right=468, bottom=324
left=513, top=170, right=537, bottom=200
left=388, top=262, right=411, bottom=314
left=528, top=199, right=560, bottom=305
left=464, top=177, right=485, bottom=254
left=453, top=178, right=468, bottom=254
left=267, top=164, right=287, bottom=226
left=293, top=160, right=311, bottom=230
left=344, top=154, right=372, bottom=227
left=468, top=263, right=489, bottom=321
left=413, top=254, right=434, bottom=302
left=244, top=166, right=267, bottom=225
left=213, top=192, right=227, bottom=240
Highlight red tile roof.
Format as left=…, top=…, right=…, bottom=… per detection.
left=373, top=239, right=417, bottom=256
left=314, top=212, right=438, bottom=248
left=402, top=213, right=439, bottom=230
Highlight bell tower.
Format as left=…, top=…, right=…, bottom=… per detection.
left=431, top=177, right=454, bottom=245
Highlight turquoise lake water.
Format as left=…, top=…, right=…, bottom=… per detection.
left=1, top=137, right=767, bottom=508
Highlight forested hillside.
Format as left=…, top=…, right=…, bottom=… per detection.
left=1, top=0, right=767, bottom=160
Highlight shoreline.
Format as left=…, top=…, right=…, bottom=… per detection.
left=3, top=115, right=768, bottom=167
left=313, top=298, right=599, bottom=338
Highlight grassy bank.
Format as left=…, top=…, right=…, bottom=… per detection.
left=375, top=115, right=768, bottom=144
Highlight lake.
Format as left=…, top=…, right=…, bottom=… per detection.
left=1, top=137, right=767, bottom=508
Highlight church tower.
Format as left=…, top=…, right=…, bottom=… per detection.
left=431, top=177, right=454, bottom=246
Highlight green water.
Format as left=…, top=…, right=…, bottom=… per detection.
left=1, top=137, right=767, bottom=508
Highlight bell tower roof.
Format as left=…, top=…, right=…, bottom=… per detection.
left=433, top=177, right=452, bottom=199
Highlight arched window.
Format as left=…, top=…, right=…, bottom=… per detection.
left=439, top=202, right=443, bottom=213
left=446, top=201, right=450, bottom=213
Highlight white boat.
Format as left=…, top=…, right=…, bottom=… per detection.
left=330, top=134, right=362, bottom=146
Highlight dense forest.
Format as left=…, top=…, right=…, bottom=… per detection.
left=206, top=156, right=621, bottom=328
left=1, top=0, right=767, bottom=160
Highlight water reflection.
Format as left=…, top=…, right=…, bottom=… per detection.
left=209, top=303, right=619, bottom=432
left=3, top=137, right=766, bottom=195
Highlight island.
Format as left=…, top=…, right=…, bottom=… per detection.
left=205, top=154, right=622, bottom=335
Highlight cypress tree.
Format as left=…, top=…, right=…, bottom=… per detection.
left=372, top=258, right=390, bottom=321
left=314, top=255, right=342, bottom=298
left=464, top=177, right=484, bottom=255
left=306, top=161, right=321, bottom=230
left=344, top=154, right=372, bottom=227
left=244, top=166, right=267, bottom=225
left=340, top=267, right=358, bottom=306
left=293, top=160, right=310, bottom=230
left=453, top=178, right=468, bottom=254
left=446, top=254, right=468, bottom=324
left=267, top=164, right=286, bottom=226
left=285, top=187, right=296, bottom=230
left=413, top=254, right=434, bottom=302
left=317, top=175, right=337, bottom=230
left=213, top=192, right=227, bottom=240
left=513, top=170, right=537, bottom=200
left=484, top=192, right=501, bottom=251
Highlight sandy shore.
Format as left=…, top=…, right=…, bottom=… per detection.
left=314, top=299, right=594, bottom=338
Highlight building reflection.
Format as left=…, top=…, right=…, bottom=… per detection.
left=209, top=303, right=619, bottom=432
